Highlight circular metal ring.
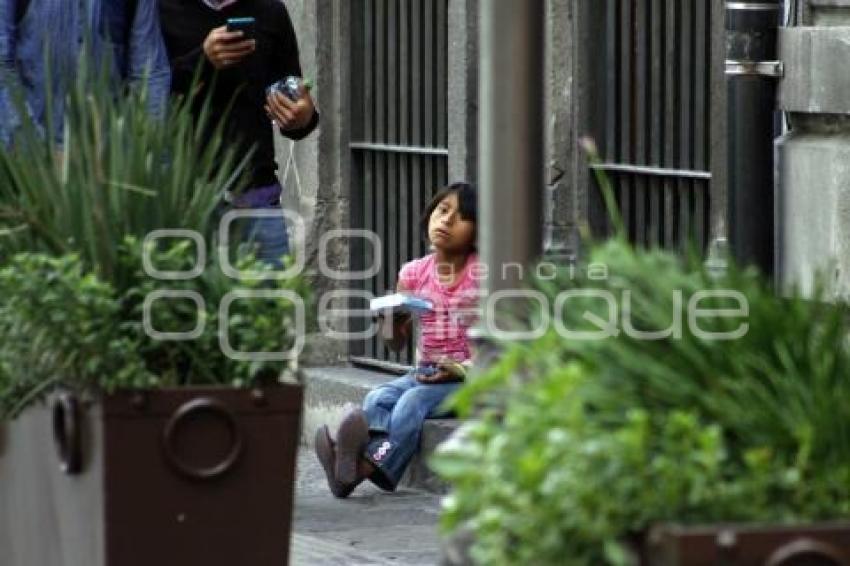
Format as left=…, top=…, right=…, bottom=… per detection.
left=162, top=397, right=243, bottom=480
left=52, top=392, right=83, bottom=475
left=766, top=538, right=848, bottom=566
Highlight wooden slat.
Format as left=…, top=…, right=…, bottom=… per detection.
left=619, top=1, right=632, bottom=239
left=680, top=0, right=694, bottom=172
left=363, top=0, right=374, bottom=142
left=410, top=0, right=424, bottom=292
left=423, top=0, right=434, bottom=147
left=677, top=0, right=694, bottom=250
left=375, top=0, right=386, bottom=143
left=399, top=0, right=410, bottom=146
left=348, top=153, right=365, bottom=356
left=663, top=0, right=678, bottom=247
left=650, top=0, right=664, bottom=167
left=364, top=151, right=376, bottom=358
left=411, top=0, right=422, bottom=146
left=387, top=0, right=398, bottom=144
left=436, top=0, right=448, bottom=148
left=605, top=0, right=618, bottom=160
left=635, top=0, right=649, bottom=245
left=399, top=153, right=411, bottom=362
left=694, top=179, right=707, bottom=251
left=694, top=0, right=709, bottom=171
left=650, top=177, right=662, bottom=247
left=387, top=151, right=399, bottom=305
left=679, top=179, right=692, bottom=252
left=412, top=154, right=423, bottom=256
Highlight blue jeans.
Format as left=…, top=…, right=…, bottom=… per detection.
left=362, top=372, right=460, bottom=490
left=240, top=211, right=290, bottom=268
left=217, top=183, right=290, bottom=268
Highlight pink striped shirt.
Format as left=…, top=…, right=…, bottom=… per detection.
left=398, top=253, right=482, bottom=364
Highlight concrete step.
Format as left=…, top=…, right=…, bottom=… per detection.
left=302, top=366, right=457, bottom=494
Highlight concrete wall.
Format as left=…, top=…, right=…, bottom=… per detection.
left=275, top=0, right=351, bottom=364
left=776, top=0, right=850, bottom=297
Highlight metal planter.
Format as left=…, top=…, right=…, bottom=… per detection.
left=0, top=385, right=303, bottom=566
left=640, top=523, right=850, bottom=566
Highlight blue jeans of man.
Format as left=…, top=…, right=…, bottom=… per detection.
left=218, top=182, right=290, bottom=268
left=362, top=372, right=460, bottom=490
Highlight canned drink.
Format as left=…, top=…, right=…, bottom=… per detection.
left=266, top=76, right=311, bottom=101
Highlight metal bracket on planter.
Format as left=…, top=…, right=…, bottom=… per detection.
left=53, top=392, right=84, bottom=475
left=162, top=397, right=243, bottom=481
left=765, top=538, right=849, bottom=566
left=726, top=2, right=783, bottom=12
left=725, top=60, right=784, bottom=78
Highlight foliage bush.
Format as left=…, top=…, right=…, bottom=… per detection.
left=432, top=239, right=850, bottom=566
left=0, top=238, right=310, bottom=418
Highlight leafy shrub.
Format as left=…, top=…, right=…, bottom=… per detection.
left=432, top=240, right=850, bottom=565
left=0, top=238, right=310, bottom=418
left=0, top=253, right=151, bottom=417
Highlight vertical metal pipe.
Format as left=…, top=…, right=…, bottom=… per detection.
left=726, top=0, right=782, bottom=275
left=479, top=1, right=545, bottom=294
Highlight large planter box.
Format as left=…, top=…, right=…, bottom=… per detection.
left=0, top=385, right=302, bottom=566
left=642, top=523, right=850, bottom=566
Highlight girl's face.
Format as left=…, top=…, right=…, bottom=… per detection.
left=427, top=192, right=475, bottom=254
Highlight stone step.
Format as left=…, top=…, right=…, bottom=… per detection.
left=301, top=366, right=457, bottom=494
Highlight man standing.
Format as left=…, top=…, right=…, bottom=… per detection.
left=158, top=0, right=319, bottom=265
left=0, top=0, right=171, bottom=146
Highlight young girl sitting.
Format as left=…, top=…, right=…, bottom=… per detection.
left=315, top=181, right=480, bottom=497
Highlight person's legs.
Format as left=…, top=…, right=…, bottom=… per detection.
left=240, top=211, right=289, bottom=269
left=364, top=381, right=461, bottom=490
left=217, top=182, right=290, bottom=268
left=241, top=210, right=290, bottom=267
left=362, top=373, right=418, bottom=433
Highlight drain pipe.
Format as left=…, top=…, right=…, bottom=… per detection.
left=726, top=0, right=783, bottom=276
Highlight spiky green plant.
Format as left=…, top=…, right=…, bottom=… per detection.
left=0, top=49, right=250, bottom=283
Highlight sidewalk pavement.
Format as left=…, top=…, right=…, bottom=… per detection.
left=291, top=449, right=444, bottom=565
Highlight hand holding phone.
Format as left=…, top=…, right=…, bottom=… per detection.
left=203, top=22, right=256, bottom=70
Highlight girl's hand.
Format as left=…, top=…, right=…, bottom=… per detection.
left=417, top=359, right=466, bottom=383
left=416, top=370, right=452, bottom=384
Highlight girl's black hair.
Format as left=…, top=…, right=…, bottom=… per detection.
left=420, top=181, right=478, bottom=249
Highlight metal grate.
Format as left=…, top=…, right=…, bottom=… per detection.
left=587, top=0, right=716, bottom=252
left=349, top=0, right=449, bottom=366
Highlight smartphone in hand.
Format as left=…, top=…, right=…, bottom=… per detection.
left=226, top=17, right=256, bottom=40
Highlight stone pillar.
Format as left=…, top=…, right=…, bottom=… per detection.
left=545, top=0, right=577, bottom=260
left=448, top=0, right=479, bottom=184
left=776, top=0, right=850, bottom=296
left=276, top=0, right=352, bottom=364
left=479, top=1, right=546, bottom=294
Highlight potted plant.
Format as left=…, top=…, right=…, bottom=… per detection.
left=431, top=160, right=850, bottom=565
left=0, top=62, right=310, bottom=565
